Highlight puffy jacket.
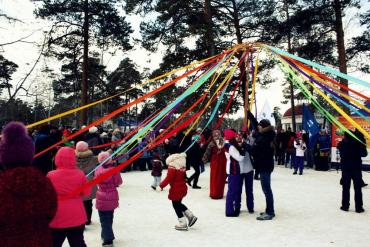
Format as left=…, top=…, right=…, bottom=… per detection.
left=252, top=126, right=276, bottom=173
left=47, top=147, right=91, bottom=228
left=151, top=159, right=163, bottom=177
left=0, top=167, right=57, bottom=247
left=160, top=153, right=188, bottom=201
left=224, top=142, right=244, bottom=175
left=76, top=150, right=98, bottom=200
left=94, top=166, right=123, bottom=211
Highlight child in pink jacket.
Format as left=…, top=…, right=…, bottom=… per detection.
left=47, top=147, right=92, bottom=247
left=95, top=151, right=123, bottom=247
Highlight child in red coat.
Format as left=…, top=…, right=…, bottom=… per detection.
left=160, top=153, right=197, bottom=231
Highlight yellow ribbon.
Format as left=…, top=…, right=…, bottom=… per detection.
left=278, top=56, right=370, bottom=140
left=26, top=52, right=226, bottom=129
left=249, top=50, right=260, bottom=112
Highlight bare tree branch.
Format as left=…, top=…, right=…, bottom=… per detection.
left=0, top=29, right=41, bottom=46
left=0, top=13, right=23, bottom=23
left=8, top=34, right=48, bottom=102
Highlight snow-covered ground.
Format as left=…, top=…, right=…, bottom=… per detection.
left=70, top=165, right=370, bottom=247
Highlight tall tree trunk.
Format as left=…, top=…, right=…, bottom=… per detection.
left=204, top=0, right=215, bottom=56
left=231, top=0, right=242, bottom=45
left=81, top=0, right=89, bottom=125
left=284, top=0, right=296, bottom=132
left=333, top=0, right=349, bottom=113
left=204, top=0, right=217, bottom=127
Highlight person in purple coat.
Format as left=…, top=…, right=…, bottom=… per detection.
left=95, top=152, right=123, bottom=247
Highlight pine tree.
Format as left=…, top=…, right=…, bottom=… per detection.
left=34, top=0, right=133, bottom=124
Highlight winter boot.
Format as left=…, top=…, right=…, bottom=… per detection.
left=174, top=217, right=188, bottom=231
left=184, top=210, right=198, bottom=227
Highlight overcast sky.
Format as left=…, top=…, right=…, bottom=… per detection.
left=1, top=0, right=369, bottom=119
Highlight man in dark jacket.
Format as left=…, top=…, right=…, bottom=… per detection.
left=275, top=128, right=285, bottom=165
left=186, top=135, right=203, bottom=189
left=33, top=125, right=55, bottom=174
left=252, top=119, right=276, bottom=220
left=338, top=130, right=367, bottom=213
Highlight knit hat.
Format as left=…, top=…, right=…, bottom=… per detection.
left=89, top=126, right=98, bottom=134
left=224, top=129, right=237, bottom=140
left=259, top=119, right=271, bottom=128
left=98, top=151, right=112, bottom=166
left=76, top=141, right=89, bottom=152
left=0, top=122, right=35, bottom=169
left=55, top=147, right=76, bottom=169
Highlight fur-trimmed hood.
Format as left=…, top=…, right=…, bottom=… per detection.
left=166, top=153, right=186, bottom=169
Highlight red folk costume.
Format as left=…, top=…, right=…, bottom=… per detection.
left=202, top=130, right=226, bottom=199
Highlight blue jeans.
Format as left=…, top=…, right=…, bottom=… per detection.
left=241, top=171, right=254, bottom=211
left=260, top=172, right=275, bottom=216
left=294, top=156, right=304, bottom=174
left=98, top=210, right=115, bottom=242
left=225, top=174, right=242, bottom=216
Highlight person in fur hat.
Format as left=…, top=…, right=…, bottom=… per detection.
left=47, top=147, right=92, bottom=246
left=86, top=126, right=103, bottom=155
left=0, top=122, right=57, bottom=247
left=95, top=151, right=123, bottom=247
left=75, top=141, right=99, bottom=225
left=160, top=153, right=198, bottom=231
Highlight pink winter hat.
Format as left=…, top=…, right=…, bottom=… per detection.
left=76, top=141, right=89, bottom=152
left=55, top=147, right=76, bottom=169
left=98, top=151, right=112, bottom=164
left=0, top=122, right=35, bottom=168
left=224, top=129, right=237, bottom=140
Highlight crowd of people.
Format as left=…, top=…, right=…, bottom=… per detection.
left=0, top=117, right=367, bottom=246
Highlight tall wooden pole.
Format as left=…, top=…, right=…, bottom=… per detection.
left=81, top=0, right=89, bottom=125
left=334, top=0, right=349, bottom=113
left=284, top=0, right=296, bottom=132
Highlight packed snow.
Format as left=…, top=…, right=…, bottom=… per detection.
left=68, top=165, right=370, bottom=247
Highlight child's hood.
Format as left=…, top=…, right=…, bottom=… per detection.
left=166, top=153, right=186, bottom=170
left=55, top=147, right=77, bottom=169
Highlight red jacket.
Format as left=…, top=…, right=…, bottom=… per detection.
left=160, top=167, right=187, bottom=201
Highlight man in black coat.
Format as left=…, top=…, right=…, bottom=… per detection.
left=338, top=130, right=367, bottom=213
left=33, top=125, right=55, bottom=174
left=252, top=119, right=276, bottom=220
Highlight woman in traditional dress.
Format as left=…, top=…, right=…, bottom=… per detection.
left=202, top=130, right=227, bottom=199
